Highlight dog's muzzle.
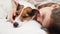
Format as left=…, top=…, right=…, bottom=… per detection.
left=13, top=22, right=19, bottom=28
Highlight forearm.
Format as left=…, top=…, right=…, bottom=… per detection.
left=10, top=11, right=16, bottom=23
left=42, top=16, right=51, bottom=28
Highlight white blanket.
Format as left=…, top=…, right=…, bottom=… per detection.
left=0, top=19, right=47, bottom=34
left=0, top=0, right=12, bottom=19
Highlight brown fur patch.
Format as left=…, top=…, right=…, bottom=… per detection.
left=20, top=7, right=32, bottom=22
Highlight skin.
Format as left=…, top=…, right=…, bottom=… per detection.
left=47, top=8, right=60, bottom=34
left=10, top=5, right=24, bottom=23
left=37, top=4, right=60, bottom=28
left=9, top=0, right=18, bottom=23
left=39, top=7, right=53, bottom=27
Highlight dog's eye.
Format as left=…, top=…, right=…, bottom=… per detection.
left=22, top=16, right=29, bottom=18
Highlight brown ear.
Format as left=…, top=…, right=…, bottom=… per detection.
left=28, top=9, right=40, bottom=19
left=31, top=9, right=42, bottom=22
left=17, top=4, right=24, bottom=11
left=31, top=9, right=40, bottom=15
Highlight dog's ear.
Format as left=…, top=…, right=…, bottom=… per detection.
left=16, top=3, right=20, bottom=10
left=16, top=4, right=24, bottom=11
left=28, top=9, right=39, bottom=17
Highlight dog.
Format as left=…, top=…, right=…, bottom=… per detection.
left=10, top=0, right=41, bottom=28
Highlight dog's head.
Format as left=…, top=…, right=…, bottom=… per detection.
left=13, top=1, right=39, bottom=28
left=20, top=7, right=38, bottom=22
left=15, top=4, right=38, bottom=22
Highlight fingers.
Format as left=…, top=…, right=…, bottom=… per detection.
left=9, top=11, right=16, bottom=23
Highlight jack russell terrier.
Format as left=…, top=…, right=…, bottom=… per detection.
left=9, top=0, right=41, bottom=28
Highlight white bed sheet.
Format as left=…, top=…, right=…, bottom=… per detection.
left=0, top=19, right=47, bottom=34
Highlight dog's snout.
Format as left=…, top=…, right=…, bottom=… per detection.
left=13, top=22, right=19, bottom=28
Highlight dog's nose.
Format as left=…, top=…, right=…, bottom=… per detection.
left=13, top=22, right=19, bottom=28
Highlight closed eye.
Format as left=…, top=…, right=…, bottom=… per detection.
left=22, top=16, right=29, bottom=18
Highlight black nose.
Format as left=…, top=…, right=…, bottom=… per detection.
left=13, top=22, right=19, bottom=28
